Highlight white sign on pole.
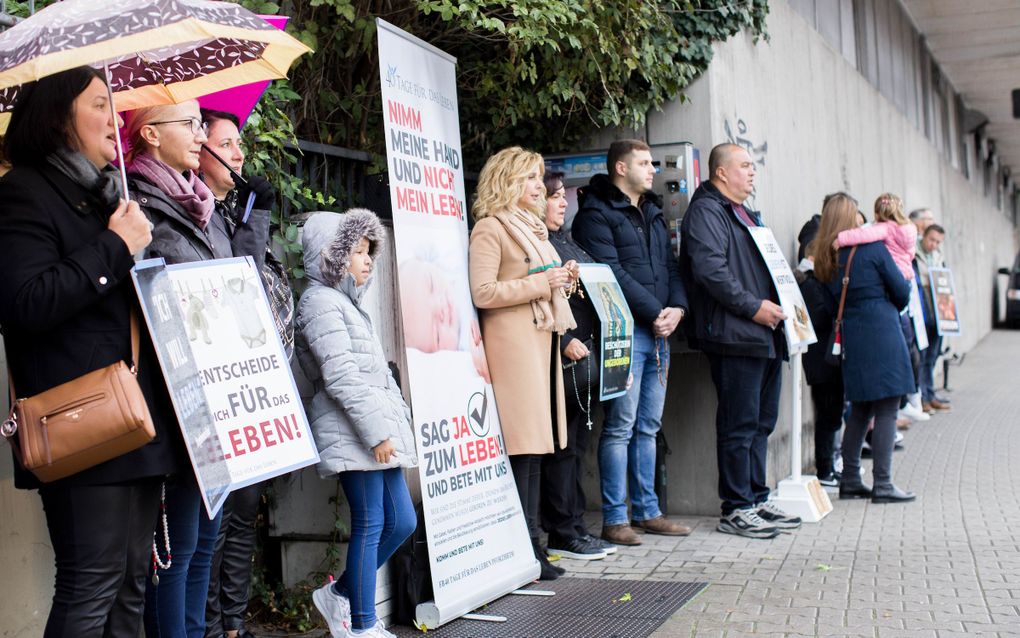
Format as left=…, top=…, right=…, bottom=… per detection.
left=908, top=279, right=929, bottom=351
left=747, top=226, right=817, bottom=353
left=376, top=18, right=538, bottom=629
left=132, top=257, right=318, bottom=517
left=746, top=226, right=829, bottom=521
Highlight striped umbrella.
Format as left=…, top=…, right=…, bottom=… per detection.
left=0, top=0, right=312, bottom=189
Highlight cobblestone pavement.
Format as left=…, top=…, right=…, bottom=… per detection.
left=256, top=332, right=1020, bottom=637
left=553, top=330, right=1020, bottom=637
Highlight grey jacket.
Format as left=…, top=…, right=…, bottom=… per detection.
left=295, top=210, right=418, bottom=475
left=129, top=173, right=271, bottom=266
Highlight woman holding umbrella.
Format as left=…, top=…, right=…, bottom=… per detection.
left=123, top=99, right=271, bottom=638
left=0, top=66, right=185, bottom=637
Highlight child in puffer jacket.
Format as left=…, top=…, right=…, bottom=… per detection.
left=296, top=209, right=418, bottom=638
left=834, top=193, right=916, bottom=280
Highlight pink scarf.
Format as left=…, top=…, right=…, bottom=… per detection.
left=130, top=153, right=215, bottom=230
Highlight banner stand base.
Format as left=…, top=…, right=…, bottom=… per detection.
left=771, top=475, right=833, bottom=523
left=462, top=613, right=507, bottom=622
left=511, top=588, right=555, bottom=597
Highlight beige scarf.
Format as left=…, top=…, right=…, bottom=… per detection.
left=493, top=210, right=577, bottom=334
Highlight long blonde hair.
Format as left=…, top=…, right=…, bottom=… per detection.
left=472, top=146, right=545, bottom=221
left=810, top=192, right=861, bottom=283
left=873, top=192, right=907, bottom=225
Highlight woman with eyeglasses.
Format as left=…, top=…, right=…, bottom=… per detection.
left=123, top=100, right=256, bottom=638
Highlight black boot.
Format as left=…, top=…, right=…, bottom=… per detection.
left=839, top=482, right=872, bottom=499
left=532, top=538, right=563, bottom=580
left=872, top=484, right=916, bottom=503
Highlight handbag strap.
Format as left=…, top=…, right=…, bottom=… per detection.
left=6, top=308, right=141, bottom=403
left=833, top=246, right=859, bottom=329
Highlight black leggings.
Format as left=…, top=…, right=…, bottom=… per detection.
left=510, top=454, right=542, bottom=539
left=205, top=481, right=263, bottom=636
left=40, top=480, right=161, bottom=638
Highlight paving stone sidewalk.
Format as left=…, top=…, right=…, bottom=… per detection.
left=553, top=330, right=1020, bottom=637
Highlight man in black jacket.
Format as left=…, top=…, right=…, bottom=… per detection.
left=679, top=143, right=800, bottom=539
left=573, top=139, right=690, bottom=546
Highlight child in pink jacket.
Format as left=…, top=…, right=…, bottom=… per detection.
left=835, top=193, right=916, bottom=279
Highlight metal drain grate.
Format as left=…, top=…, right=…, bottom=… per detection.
left=390, top=577, right=707, bottom=638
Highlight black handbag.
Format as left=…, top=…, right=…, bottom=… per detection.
left=826, top=246, right=858, bottom=367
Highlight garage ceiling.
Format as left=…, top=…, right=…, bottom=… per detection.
left=902, top=0, right=1020, bottom=173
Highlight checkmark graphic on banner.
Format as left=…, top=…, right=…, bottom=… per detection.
left=470, top=392, right=487, bottom=431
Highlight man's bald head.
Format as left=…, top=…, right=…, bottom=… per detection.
left=708, top=143, right=755, bottom=204
left=708, top=143, right=744, bottom=181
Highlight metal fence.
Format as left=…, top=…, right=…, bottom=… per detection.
left=0, top=0, right=35, bottom=29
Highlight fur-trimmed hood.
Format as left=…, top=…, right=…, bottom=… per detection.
left=302, top=209, right=385, bottom=290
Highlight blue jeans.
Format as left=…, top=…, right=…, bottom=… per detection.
left=337, top=468, right=416, bottom=631
left=598, top=326, right=667, bottom=526
left=706, top=354, right=783, bottom=515
left=919, top=326, right=942, bottom=402
left=145, top=480, right=223, bottom=638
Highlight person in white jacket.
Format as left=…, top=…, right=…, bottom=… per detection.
left=296, top=209, right=418, bottom=638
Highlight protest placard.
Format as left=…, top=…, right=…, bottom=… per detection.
left=747, top=226, right=817, bottom=353
left=929, top=266, right=961, bottom=336
left=578, top=263, right=634, bottom=400
left=133, top=257, right=318, bottom=517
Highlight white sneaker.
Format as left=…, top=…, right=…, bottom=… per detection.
left=898, top=402, right=930, bottom=421
left=312, top=582, right=352, bottom=638
left=350, top=620, right=396, bottom=637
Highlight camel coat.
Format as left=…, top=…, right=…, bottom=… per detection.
left=469, top=216, right=568, bottom=456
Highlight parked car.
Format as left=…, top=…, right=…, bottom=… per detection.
left=997, top=252, right=1020, bottom=328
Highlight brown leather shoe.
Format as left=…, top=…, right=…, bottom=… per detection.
left=929, top=399, right=952, bottom=411
left=632, top=515, right=692, bottom=536
left=601, top=523, right=642, bottom=546
left=896, top=416, right=911, bottom=430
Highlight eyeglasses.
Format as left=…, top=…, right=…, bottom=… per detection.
left=147, top=118, right=208, bottom=136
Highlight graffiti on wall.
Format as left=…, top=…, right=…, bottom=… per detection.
left=724, top=117, right=768, bottom=208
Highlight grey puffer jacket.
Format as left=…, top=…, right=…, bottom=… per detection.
left=295, top=210, right=418, bottom=475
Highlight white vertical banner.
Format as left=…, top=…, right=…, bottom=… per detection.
left=376, top=18, right=539, bottom=629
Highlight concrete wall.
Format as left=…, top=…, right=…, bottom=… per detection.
left=608, top=0, right=1018, bottom=516
left=0, top=347, right=53, bottom=637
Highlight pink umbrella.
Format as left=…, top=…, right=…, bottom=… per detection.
left=198, top=14, right=290, bottom=126
left=197, top=15, right=290, bottom=220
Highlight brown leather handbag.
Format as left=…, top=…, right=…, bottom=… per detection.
left=2, top=312, right=156, bottom=482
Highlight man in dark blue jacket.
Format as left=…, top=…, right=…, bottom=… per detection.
left=573, top=139, right=690, bottom=546
left=679, top=143, right=800, bottom=539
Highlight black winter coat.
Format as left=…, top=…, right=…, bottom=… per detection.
left=572, top=174, right=687, bottom=326
left=794, top=267, right=841, bottom=386
left=679, top=181, right=785, bottom=359
left=548, top=228, right=597, bottom=354
left=0, top=164, right=186, bottom=489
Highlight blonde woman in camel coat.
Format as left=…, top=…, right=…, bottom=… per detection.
left=469, top=146, right=578, bottom=580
